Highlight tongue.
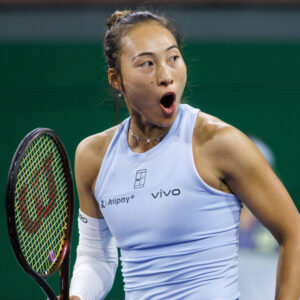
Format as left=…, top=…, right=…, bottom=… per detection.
left=160, top=101, right=176, bottom=116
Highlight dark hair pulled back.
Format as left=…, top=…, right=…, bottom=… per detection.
left=104, top=9, right=183, bottom=74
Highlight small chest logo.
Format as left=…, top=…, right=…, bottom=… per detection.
left=151, top=188, right=181, bottom=199
left=100, top=194, right=135, bottom=209
left=134, top=169, right=147, bottom=189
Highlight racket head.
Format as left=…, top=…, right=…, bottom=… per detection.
left=6, top=128, right=74, bottom=280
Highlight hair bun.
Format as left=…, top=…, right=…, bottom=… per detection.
left=106, top=10, right=132, bottom=30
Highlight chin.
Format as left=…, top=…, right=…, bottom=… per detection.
left=156, top=114, right=177, bottom=128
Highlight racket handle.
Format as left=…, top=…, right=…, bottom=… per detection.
left=60, top=249, right=70, bottom=300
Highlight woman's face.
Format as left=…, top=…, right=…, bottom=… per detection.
left=117, top=21, right=187, bottom=128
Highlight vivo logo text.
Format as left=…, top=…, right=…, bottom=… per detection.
left=151, top=188, right=181, bottom=199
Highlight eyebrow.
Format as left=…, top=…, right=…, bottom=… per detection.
left=132, top=45, right=178, bottom=61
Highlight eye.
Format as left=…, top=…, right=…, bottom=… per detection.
left=141, top=61, right=153, bottom=67
left=170, top=55, right=180, bottom=62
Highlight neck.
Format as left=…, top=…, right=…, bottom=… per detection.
left=127, top=118, right=171, bottom=153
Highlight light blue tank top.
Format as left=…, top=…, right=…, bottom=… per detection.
left=94, top=104, right=242, bottom=300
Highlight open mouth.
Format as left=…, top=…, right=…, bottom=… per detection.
left=159, top=92, right=176, bottom=116
left=160, top=93, right=175, bottom=108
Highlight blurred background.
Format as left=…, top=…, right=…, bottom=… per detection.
left=1, top=0, right=299, bottom=299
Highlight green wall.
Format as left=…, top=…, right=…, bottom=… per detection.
left=1, top=41, right=299, bottom=299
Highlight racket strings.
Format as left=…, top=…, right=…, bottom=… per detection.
left=14, top=135, right=69, bottom=275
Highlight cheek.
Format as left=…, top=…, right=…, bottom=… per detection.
left=123, top=80, right=155, bottom=110
left=123, top=75, right=154, bottom=96
left=175, top=65, right=187, bottom=92
left=181, top=64, right=187, bottom=86
left=180, top=61, right=187, bottom=80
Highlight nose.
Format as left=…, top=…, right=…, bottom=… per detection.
left=157, top=64, right=173, bottom=86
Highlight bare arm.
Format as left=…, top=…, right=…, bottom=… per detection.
left=67, top=128, right=118, bottom=300
left=74, top=136, right=105, bottom=219
left=218, top=127, right=300, bottom=300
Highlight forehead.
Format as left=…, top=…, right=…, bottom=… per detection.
left=120, top=21, right=178, bottom=56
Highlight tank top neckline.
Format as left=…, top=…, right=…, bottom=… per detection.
left=120, top=106, right=182, bottom=162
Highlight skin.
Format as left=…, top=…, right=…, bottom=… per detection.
left=68, top=20, right=300, bottom=300
left=109, top=21, right=187, bottom=152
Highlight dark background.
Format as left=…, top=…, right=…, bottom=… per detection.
left=1, top=1, right=299, bottom=299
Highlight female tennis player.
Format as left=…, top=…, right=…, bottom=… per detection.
left=67, top=10, right=300, bottom=300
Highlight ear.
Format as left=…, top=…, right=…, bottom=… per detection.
left=108, top=68, right=121, bottom=92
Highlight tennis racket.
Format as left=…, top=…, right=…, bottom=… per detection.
left=6, top=128, right=74, bottom=300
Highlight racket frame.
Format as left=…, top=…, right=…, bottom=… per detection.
left=6, top=128, right=74, bottom=300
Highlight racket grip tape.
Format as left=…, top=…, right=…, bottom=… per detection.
left=60, top=250, right=70, bottom=300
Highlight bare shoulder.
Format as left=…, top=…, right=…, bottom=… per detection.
left=74, top=126, right=119, bottom=218
left=76, top=126, right=118, bottom=161
left=194, top=111, right=238, bottom=148
left=75, top=125, right=119, bottom=188
left=193, top=111, right=263, bottom=176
